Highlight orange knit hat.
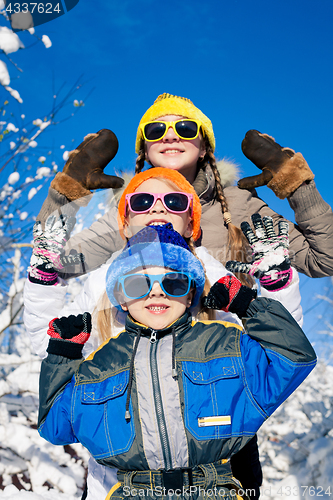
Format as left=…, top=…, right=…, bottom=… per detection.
left=118, top=168, right=201, bottom=241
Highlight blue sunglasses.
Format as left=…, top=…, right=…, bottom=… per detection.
left=117, top=272, right=193, bottom=300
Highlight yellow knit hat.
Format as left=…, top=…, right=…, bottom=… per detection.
left=135, top=93, right=215, bottom=153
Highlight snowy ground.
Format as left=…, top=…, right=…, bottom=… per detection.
left=0, top=336, right=332, bottom=499
left=258, top=361, right=333, bottom=499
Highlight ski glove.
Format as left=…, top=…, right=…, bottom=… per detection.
left=225, top=213, right=293, bottom=291
left=29, top=214, right=84, bottom=285
left=238, top=130, right=314, bottom=199
left=47, top=312, right=91, bottom=359
left=203, top=275, right=257, bottom=318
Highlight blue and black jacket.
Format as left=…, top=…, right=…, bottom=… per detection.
left=38, top=297, right=316, bottom=496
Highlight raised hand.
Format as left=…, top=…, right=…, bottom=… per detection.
left=29, top=214, right=84, bottom=285
left=62, top=129, right=123, bottom=192
left=48, top=312, right=92, bottom=345
left=226, top=213, right=293, bottom=291
left=203, top=275, right=257, bottom=318
left=238, top=130, right=314, bottom=199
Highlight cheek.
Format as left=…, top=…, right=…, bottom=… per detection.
left=127, top=212, right=146, bottom=227
left=171, top=212, right=191, bottom=228
left=145, top=142, right=156, bottom=160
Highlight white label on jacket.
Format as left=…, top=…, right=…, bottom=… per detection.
left=198, top=416, right=231, bottom=427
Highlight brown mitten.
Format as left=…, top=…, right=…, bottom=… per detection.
left=51, top=129, right=124, bottom=201
left=238, top=130, right=314, bottom=199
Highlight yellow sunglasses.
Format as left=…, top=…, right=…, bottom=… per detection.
left=140, top=119, right=204, bottom=142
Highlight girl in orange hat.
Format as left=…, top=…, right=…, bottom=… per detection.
left=26, top=165, right=303, bottom=500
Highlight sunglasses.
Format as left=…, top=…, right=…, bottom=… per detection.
left=140, top=119, right=203, bottom=142
left=125, top=192, right=193, bottom=216
left=117, top=272, right=193, bottom=300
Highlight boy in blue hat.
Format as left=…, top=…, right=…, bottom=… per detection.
left=38, top=224, right=316, bottom=500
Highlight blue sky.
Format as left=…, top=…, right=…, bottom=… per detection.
left=4, top=0, right=333, bottom=347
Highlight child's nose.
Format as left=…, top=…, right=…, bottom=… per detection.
left=163, top=126, right=178, bottom=142
left=149, top=281, right=165, bottom=296
left=150, top=199, right=166, bottom=213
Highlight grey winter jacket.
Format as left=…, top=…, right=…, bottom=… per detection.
left=37, top=166, right=333, bottom=279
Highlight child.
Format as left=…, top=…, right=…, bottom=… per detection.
left=38, top=224, right=316, bottom=500
left=25, top=168, right=303, bottom=499
left=25, top=168, right=302, bottom=356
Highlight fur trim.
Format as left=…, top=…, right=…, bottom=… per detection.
left=51, top=172, right=92, bottom=203
left=266, top=153, right=314, bottom=199
left=216, top=158, right=240, bottom=187
left=83, top=132, right=98, bottom=141
left=109, top=159, right=240, bottom=207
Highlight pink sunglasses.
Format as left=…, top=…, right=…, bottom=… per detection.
left=125, top=192, right=193, bottom=216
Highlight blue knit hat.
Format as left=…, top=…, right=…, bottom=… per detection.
left=106, top=224, right=205, bottom=309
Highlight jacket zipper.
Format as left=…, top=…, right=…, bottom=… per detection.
left=149, top=329, right=173, bottom=470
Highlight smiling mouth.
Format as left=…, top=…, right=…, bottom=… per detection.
left=161, top=149, right=183, bottom=154
left=147, top=221, right=168, bottom=227
left=146, top=305, right=169, bottom=313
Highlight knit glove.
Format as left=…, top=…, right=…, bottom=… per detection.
left=47, top=313, right=91, bottom=359
left=29, top=214, right=84, bottom=285
left=225, top=213, right=293, bottom=291
left=51, top=129, right=124, bottom=202
left=203, top=275, right=257, bottom=318
left=238, top=130, right=314, bottom=199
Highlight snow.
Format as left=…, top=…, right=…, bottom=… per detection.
left=0, top=329, right=89, bottom=499
left=258, top=362, right=333, bottom=499
left=27, top=188, right=37, bottom=200
left=41, top=35, right=52, bottom=49
left=0, top=27, right=24, bottom=54
left=8, top=172, right=20, bottom=185
left=63, top=151, right=70, bottom=161
left=39, top=120, right=51, bottom=131
left=36, top=167, right=51, bottom=178
left=6, top=123, right=19, bottom=133
left=4, top=86, right=23, bottom=103
left=0, top=60, right=10, bottom=86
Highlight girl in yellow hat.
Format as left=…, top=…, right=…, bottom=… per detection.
left=38, top=92, right=333, bottom=288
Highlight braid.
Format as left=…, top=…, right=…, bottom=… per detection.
left=206, top=145, right=254, bottom=287
left=135, top=147, right=145, bottom=174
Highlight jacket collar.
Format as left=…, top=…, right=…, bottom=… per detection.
left=125, top=310, right=192, bottom=340
left=192, top=165, right=216, bottom=203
